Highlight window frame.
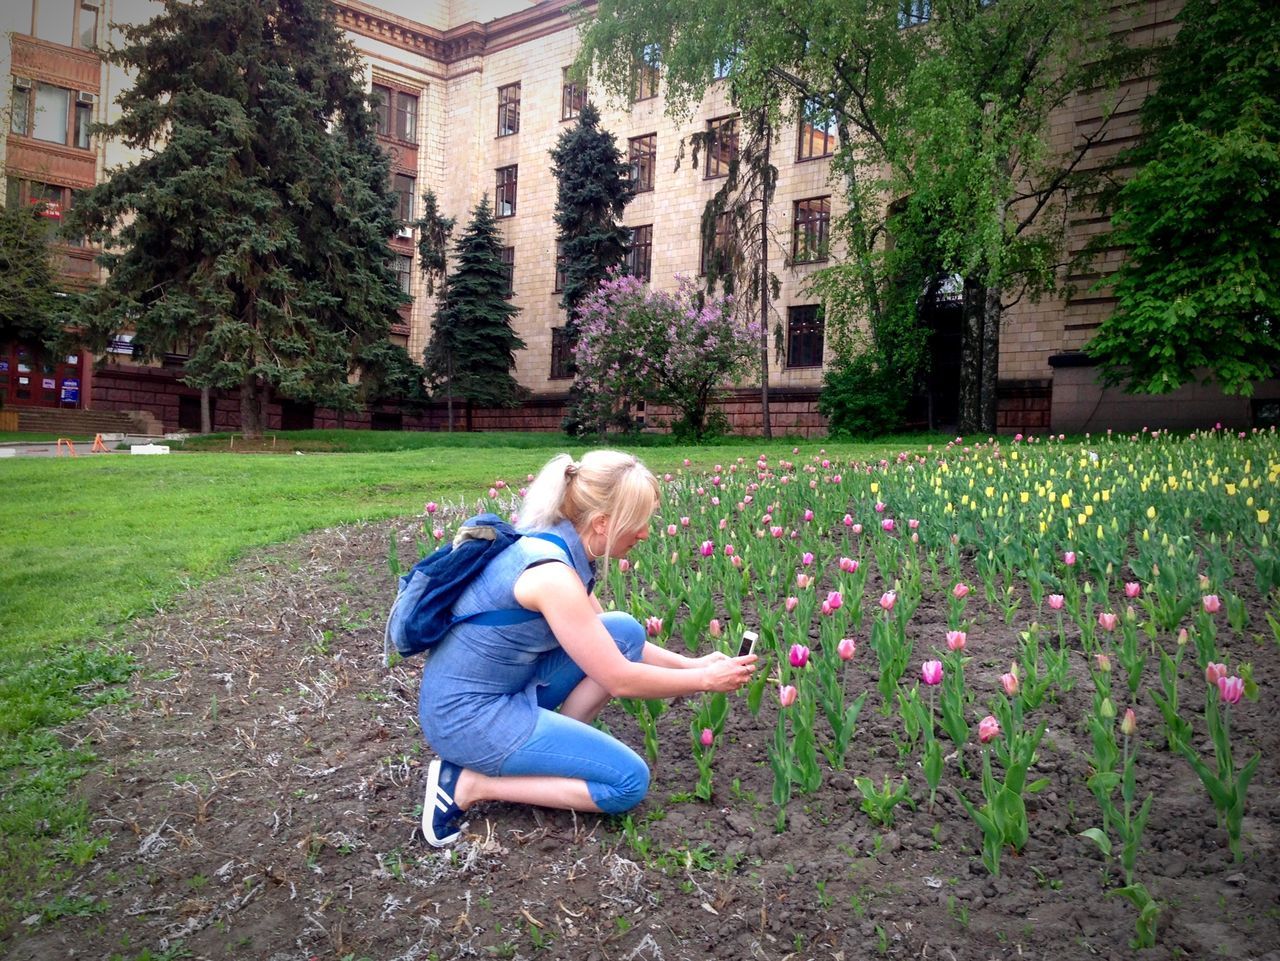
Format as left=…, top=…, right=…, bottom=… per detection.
left=393, top=253, right=413, bottom=296
left=550, top=326, right=574, bottom=380
left=392, top=173, right=416, bottom=225
left=796, top=99, right=835, bottom=162
left=632, top=44, right=660, bottom=102
left=497, top=82, right=521, bottom=138
left=11, top=81, right=95, bottom=151
left=372, top=82, right=419, bottom=144
left=499, top=245, right=515, bottom=299
left=698, top=210, right=730, bottom=277
left=395, top=90, right=418, bottom=142
left=792, top=197, right=831, bottom=264
left=553, top=241, right=566, bottom=294
left=495, top=165, right=518, bottom=218
left=627, top=133, right=656, bottom=193
left=626, top=225, right=653, bottom=282
left=786, top=305, right=825, bottom=369
left=704, top=115, right=739, bottom=179
left=560, top=68, right=585, bottom=122
left=31, top=0, right=98, bottom=49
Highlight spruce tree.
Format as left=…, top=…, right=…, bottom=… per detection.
left=0, top=204, right=62, bottom=350
left=69, top=0, right=404, bottom=438
left=550, top=101, right=633, bottom=432
left=423, top=196, right=525, bottom=430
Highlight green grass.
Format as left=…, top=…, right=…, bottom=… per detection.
left=0, top=429, right=943, bottom=936
left=0, top=433, right=94, bottom=444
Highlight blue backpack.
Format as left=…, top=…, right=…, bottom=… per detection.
left=382, top=513, right=571, bottom=665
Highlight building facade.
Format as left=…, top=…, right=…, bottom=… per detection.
left=4, top=0, right=1271, bottom=434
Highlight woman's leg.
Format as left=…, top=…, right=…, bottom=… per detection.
left=533, top=611, right=646, bottom=723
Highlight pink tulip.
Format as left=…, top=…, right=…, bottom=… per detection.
left=1095, top=652, right=1112, bottom=673
left=700, top=540, right=715, bottom=557
left=433, top=528, right=445, bottom=541
left=952, top=583, right=970, bottom=599
left=785, top=596, right=799, bottom=613
left=1205, top=662, right=1228, bottom=685
left=618, top=559, right=630, bottom=573
left=843, top=514, right=854, bottom=527
left=825, top=590, right=843, bottom=611
left=731, top=555, right=743, bottom=569
left=683, top=458, right=691, bottom=467
left=978, top=715, right=1001, bottom=743
left=1218, top=675, right=1244, bottom=705
left=488, top=487, right=498, bottom=498
left=839, top=556, right=858, bottom=573
left=1064, top=551, right=1077, bottom=566
left=921, top=660, right=944, bottom=686
left=667, top=524, right=678, bottom=536
left=1098, top=611, right=1119, bottom=632
left=1202, top=594, right=1221, bottom=613
left=1047, top=594, right=1065, bottom=610
left=879, top=591, right=897, bottom=611
left=789, top=644, right=811, bottom=668
left=852, top=523, right=863, bottom=534
left=700, top=728, right=715, bottom=748
left=801, top=552, right=814, bottom=566
left=821, top=599, right=832, bottom=616
left=723, top=544, right=735, bottom=556
left=796, top=573, right=813, bottom=589
left=645, top=616, right=663, bottom=637
left=1120, top=708, right=1137, bottom=737
left=680, top=516, right=691, bottom=527
left=708, top=619, right=722, bottom=638
left=837, top=637, right=856, bottom=661
left=946, top=630, right=967, bottom=652
left=908, top=518, right=919, bottom=530
left=803, top=509, right=815, bottom=522
left=778, top=684, right=798, bottom=707
left=881, top=518, right=895, bottom=532
left=875, top=501, right=886, bottom=513
left=1000, top=672, right=1020, bottom=696
left=1124, top=582, right=1141, bottom=599
left=425, top=501, right=438, bottom=514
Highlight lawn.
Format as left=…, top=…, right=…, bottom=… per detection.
left=0, top=430, right=941, bottom=934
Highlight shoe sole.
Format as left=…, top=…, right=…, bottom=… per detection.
left=423, top=758, right=462, bottom=847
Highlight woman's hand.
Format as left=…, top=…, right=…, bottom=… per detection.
left=700, top=654, right=757, bottom=693
left=687, top=651, right=730, bottom=669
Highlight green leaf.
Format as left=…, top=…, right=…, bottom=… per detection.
left=1079, top=828, right=1112, bottom=857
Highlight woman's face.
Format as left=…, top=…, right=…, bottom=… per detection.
left=609, top=520, right=650, bottom=557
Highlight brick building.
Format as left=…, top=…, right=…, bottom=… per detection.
left=3, top=0, right=1273, bottom=435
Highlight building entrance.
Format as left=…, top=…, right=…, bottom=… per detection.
left=0, top=341, right=83, bottom=409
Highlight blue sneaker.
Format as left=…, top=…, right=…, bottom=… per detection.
left=423, top=758, right=465, bottom=847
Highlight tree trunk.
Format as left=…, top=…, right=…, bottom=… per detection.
left=240, top=371, right=264, bottom=440
left=958, top=277, right=985, bottom=435
left=200, top=387, right=212, bottom=434
left=979, top=285, right=1001, bottom=434
left=759, top=123, right=772, bottom=440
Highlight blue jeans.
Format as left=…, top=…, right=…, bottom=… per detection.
left=496, top=611, right=650, bottom=814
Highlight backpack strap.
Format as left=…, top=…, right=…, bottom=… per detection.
left=448, top=531, right=575, bottom=629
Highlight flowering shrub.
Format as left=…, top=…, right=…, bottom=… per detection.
left=572, top=271, right=760, bottom=438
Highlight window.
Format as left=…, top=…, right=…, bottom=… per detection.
left=10, top=80, right=30, bottom=137
left=699, top=211, right=730, bottom=276
left=633, top=45, right=660, bottom=102
left=550, top=326, right=573, bottom=380
left=29, top=1, right=97, bottom=48
left=33, top=83, right=71, bottom=145
left=626, top=226, right=653, bottom=282
left=74, top=97, right=92, bottom=149
left=561, top=69, right=585, bottom=122
left=797, top=99, right=835, bottom=161
left=394, top=254, right=413, bottom=295
left=553, top=241, right=566, bottom=293
left=898, top=0, right=932, bottom=28
left=6, top=180, right=84, bottom=245
left=497, top=83, right=520, bottom=137
left=392, top=173, right=415, bottom=224
left=628, top=133, right=656, bottom=192
left=792, top=197, right=831, bottom=263
left=372, top=83, right=418, bottom=143
left=786, top=305, right=825, bottom=368
left=705, top=115, right=738, bottom=179
left=495, top=165, right=518, bottom=218
left=499, top=246, right=515, bottom=298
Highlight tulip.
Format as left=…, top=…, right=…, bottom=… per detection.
left=708, top=619, right=722, bottom=638
left=1177, top=628, right=1189, bottom=647
left=425, top=501, right=438, bottom=514
left=1064, top=551, right=1077, bottom=566
left=852, top=523, right=863, bottom=534
left=700, top=727, right=715, bottom=748
left=680, top=516, right=691, bottom=527
left=801, top=552, right=814, bottom=566
left=1095, top=652, right=1112, bottom=673
left=1098, top=611, right=1119, bottom=632
left=1124, top=582, right=1141, bottom=598
left=803, top=509, right=815, bottom=522
left=645, top=616, right=663, bottom=637
left=796, top=573, right=813, bottom=589
left=1000, top=671, right=1020, bottom=696
left=825, top=590, right=843, bottom=611
left=723, top=544, right=735, bottom=557
left=1099, top=697, right=1116, bottom=719
left=1047, top=594, right=1065, bottom=610
left=978, top=715, right=1001, bottom=743
left=1202, top=594, right=1221, bottom=614
left=952, top=583, right=970, bottom=599
left=837, top=637, right=856, bottom=661
left=946, top=630, right=967, bottom=651
left=785, top=596, right=799, bottom=613
left=1218, top=675, right=1244, bottom=705
left=1120, top=708, right=1137, bottom=737
left=921, top=660, right=944, bottom=685
left=682, top=458, right=691, bottom=467
left=778, top=684, right=798, bottom=707
left=1205, top=662, right=1228, bottom=685
left=667, top=524, right=678, bottom=536
left=879, top=591, right=897, bottom=611
left=618, top=559, right=630, bottom=573
left=789, top=644, right=811, bottom=668
left=843, top=514, right=854, bottom=527
left=488, top=487, right=499, bottom=498
left=821, top=599, right=832, bottom=616
left=908, top=518, right=919, bottom=530
left=731, top=555, right=743, bottom=569
left=433, top=528, right=445, bottom=541
left=881, top=518, right=895, bottom=532
left=700, top=540, right=715, bottom=557
left=875, top=501, right=886, bottom=513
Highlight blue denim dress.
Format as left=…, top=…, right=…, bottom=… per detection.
left=418, top=519, right=597, bottom=775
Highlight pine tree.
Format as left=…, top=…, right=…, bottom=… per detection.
left=550, top=101, right=633, bottom=433
left=423, top=195, right=525, bottom=430
left=0, top=204, right=62, bottom=351
left=69, top=0, right=404, bottom=438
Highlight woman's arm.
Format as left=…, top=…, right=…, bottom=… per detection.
left=514, top=563, right=754, bottom=699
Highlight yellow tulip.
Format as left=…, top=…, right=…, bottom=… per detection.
left=1146, top=505, right=1156, bottom=520
left=1259, top=509, right=1271, bottom=524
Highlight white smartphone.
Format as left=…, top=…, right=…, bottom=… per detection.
left=737, top=630, right=759, bottom=658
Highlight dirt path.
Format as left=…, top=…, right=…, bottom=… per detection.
left=5, top=519, right=1278, bottom=961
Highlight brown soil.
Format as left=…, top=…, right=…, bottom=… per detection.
left=5, top=519, right=1278, bottom=961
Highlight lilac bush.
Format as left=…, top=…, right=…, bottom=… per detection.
left=573, top=271, right=760, bottom=438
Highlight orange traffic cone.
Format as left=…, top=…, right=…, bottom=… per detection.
left=91, top=433, right=109, bottom=453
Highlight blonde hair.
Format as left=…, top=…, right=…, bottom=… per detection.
left=520, top=450, right=659, bottom=560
